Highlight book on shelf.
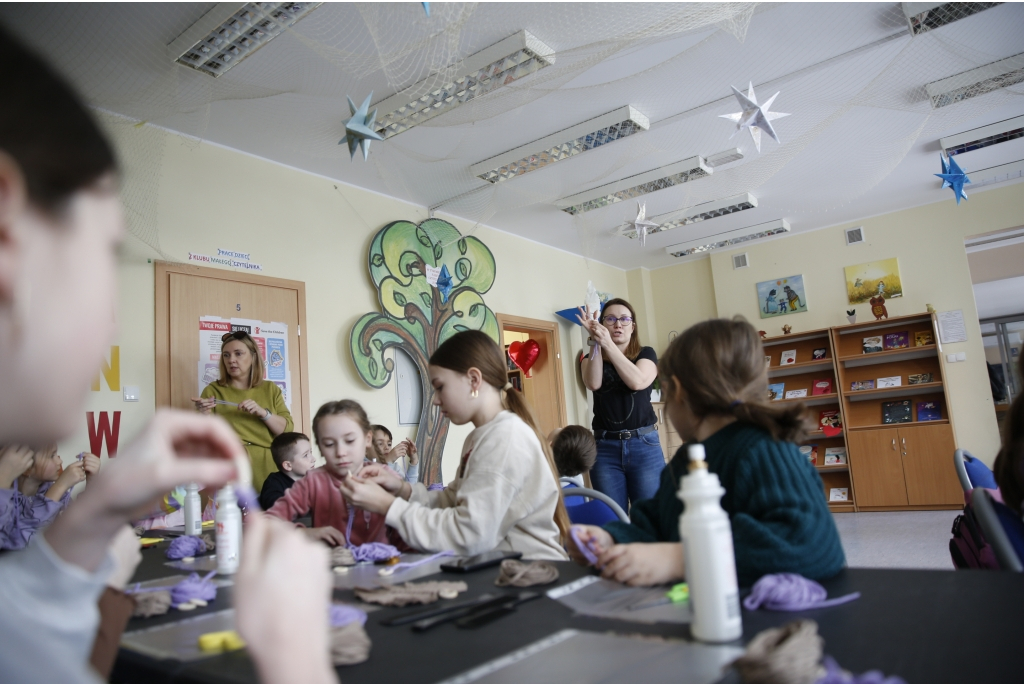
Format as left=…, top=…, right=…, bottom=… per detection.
left=863, top=336, right=883, bottom=354
left=785, top=389, right=808, bottom=399
left=877, top=376, right=901, bottom=388
left=824, top=447, right=847, bottom=465
left=818, top=410, right=842, bottom=433
left=799, top=444, right=819, bottom=465
left=908, top=373, right=933, bottom=385
left=884, top=331, right=909, bottom=350
left=850, top=380, right=875, bottom=391
left=917, top=401, right=941, bottom=421
left=882, top=399, right=912, bottom=424
left=780, top=349, right=797, bottom=365
left=915, top=331, right=934, bottom=347
left=829, top=488, right=849, bottom=502
left=812, top=348, right=827, bottom=360
left=812, top=379, right=833, bottom=395
left=767, top=382, right=785, bottom=401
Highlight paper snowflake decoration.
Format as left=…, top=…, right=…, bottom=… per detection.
left=339, top=93, right=384, bottom=161
left=719, top=82, right=790, bottom=153
left=935, top=154, right=970, bottom=205
left=628, top=202, right=659, bottom=246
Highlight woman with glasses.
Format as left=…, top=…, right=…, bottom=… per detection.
left=192, top=331, right=293, bottom=490
left=577, top=298, right=662, bottom=512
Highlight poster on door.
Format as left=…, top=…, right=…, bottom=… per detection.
left=198, top=316, right=292, bottom=409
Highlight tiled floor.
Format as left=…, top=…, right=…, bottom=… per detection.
left=833, top=510, right=958, bottom=570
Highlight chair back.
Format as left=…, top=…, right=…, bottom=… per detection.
left=563, top=487, right=630, bottom=525
left=954, top=449, right=998, bottom=493
left=971, top=487, right=1024, bottom=572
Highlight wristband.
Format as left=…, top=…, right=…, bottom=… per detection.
left=262, top=409, right=272, bottom=421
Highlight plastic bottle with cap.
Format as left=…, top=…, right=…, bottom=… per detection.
left=183, top=483, right=202, bottom=537
left=215, top=485, right=242, bottom=575
left=678, top=443, right=742, bottom=642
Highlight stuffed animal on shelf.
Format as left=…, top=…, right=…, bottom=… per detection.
left=846, top=309, right=856, bottom=324
left=782, top=324, right=792, bottom=335
left=869, top=281, right=888, bottom=320
left=759, top=330, right=767, bottom=339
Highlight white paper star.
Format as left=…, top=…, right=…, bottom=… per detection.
left=339, top=93, right=384, bottom=161
left=719, top=82, right=790, bottom=153
left=628, top=202, right=659, bottom=246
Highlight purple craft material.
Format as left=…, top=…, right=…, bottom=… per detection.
left=351, top=542, right=401, bottom=562
left=236, top=484, right=262, bottom=512
left=817, top=655, right=905, bottom=683
left=427, top=483, right=445, bottom=491
left=570, top=525, right=600, bottom=566
left=170, top=571, right=218, bottom=607
left=329, top=604, right=368, bottom=628
left=742, top=573, right=860, bottom=612
left=166, top=535, right=207, bottom=560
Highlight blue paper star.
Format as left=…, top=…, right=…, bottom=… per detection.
left=339, top=93, right=384, bottom=161
left=422, top=2, right=430, bottom=17
left=436, top=264, right=453, bottom=304
left=935, top=154, right=970, bottom=205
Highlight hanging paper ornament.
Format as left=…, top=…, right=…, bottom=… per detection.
left=436, top=264, right=453, bottom=304
left=628, top=202, right=658, bottom=246
left=719, top=82, right=790, bottom=153
left=421, top=2, right=430, bottom=16
left=935, top=154, right=970, bottom=205
left=508, top=339, right=541, bottom=377
left=339, top=93, right=384, bottom=162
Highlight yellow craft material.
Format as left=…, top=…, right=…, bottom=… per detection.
left=139, top=537, right=164, bottom=546
left=202, top=520, right=215, bottom=528
left=198, top=630, right=247, bottom=653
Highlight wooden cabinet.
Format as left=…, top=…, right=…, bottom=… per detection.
left=847, top=428, right=908, bottom=507
left=899, top=424, right=961, bottom=505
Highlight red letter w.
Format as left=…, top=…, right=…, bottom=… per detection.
left=87, top=411, right=121, bottom=457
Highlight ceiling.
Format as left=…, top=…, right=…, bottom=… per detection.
left=3, top=2, right=1024, bottom=269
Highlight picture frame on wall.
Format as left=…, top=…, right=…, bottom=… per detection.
left=844, top=257, right=903, bottom=305
left=756, top=275, right=809, bottom=319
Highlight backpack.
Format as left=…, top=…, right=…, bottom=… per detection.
left=949, top=489, right=999, bottom=569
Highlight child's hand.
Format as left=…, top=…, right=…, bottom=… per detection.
left=0, top=444, right=34, bottom=488
left=567, top=525, right=612, bottom=565
left=81, top=453, right=101, bottom=479
left=106, top=525, right=143, bottom=590
left=236, top=514, right=335, bottom=684
left=405, top=440, right=418, bottom=466
left=304, top=526, right=348, bottom=547
left=356, top=463, right=406, bottom=495
left=191, top=396, right=216, bottom=415
left=338, top=473, right=395, bottom=515
left=597, top=542, right=685, bottom=587
left=53, top=459, right=87, bottom=490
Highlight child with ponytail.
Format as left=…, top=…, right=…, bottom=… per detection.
left=571, top=317, right=845, bottom=586
left=341, top=330, right=569, bottom=561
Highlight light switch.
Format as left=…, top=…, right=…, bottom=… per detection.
left=955, top=352, right=966, bottom=362
left=946, top=354, right=957, bottom=363
left=123, top=385, right=140, bottom=402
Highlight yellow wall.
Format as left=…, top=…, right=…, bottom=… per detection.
left=60, top=123, right=626, bottom=484
left=648, top=254, right=718, bottom=353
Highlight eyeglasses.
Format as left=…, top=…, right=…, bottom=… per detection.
left=221, top=331, right=252, bottom=343
left=602, top=315, right=634, bottom=326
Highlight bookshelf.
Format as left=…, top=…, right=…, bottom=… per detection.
left=831, top=313, right=962, bottom=510
left=762, top=328, right=854, bottom=513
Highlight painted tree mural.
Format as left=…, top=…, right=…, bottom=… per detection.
left=350, top=218, right=498, bottom=484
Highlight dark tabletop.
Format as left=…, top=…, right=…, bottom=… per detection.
left=114, top=541, right=1024, bottom=683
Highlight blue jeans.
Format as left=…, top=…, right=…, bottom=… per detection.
left=590, top=430, right=664, bottom=514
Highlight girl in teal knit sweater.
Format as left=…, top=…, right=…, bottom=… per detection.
left=571, top=317, right=846, bottom=586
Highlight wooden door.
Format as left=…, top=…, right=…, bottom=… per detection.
left=497, top=314, right=568, bottom=438
left=899, top=424, right=962, bottom=506
left=847, top=428, right=909, bottom=507
left=155, top=262, right=310, bottom=435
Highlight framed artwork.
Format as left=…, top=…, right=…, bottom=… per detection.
left=756, top=275, right=808, bottom=319
left=844, top=257, right=903, bottom=305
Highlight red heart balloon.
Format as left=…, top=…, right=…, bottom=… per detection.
left=508, top=339, right=541, bottom=378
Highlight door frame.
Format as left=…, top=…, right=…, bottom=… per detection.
left=495, top=313, right=569, bottom=429
left=154, top=261, right=311, bottom=435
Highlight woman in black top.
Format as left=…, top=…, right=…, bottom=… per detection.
left=578, top=298, right=662, bottom=512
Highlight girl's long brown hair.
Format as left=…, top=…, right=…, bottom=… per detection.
left=430, top=330, right=571, bottom=542
left=660, top=317, right=811, bottom=443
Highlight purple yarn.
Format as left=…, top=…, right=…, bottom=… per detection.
left=427, top=483, right=445, bottom=491
left=570, top=525, right=600, bottom=566
left=329, top=604, right=368, bottom=628
left=817, top=655, right=905, bottom=683
left=351, top=542, right=401, bottom=562
left=742, top=573, right=860, bottom=611
left=166, top=535, right=207, bottom=559
left=170, top=571, right=218, bottom=607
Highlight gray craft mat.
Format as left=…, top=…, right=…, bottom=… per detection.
left=547, top=575, right=692, bottom=624
left=330, top=553, right=458, bottom=589
left=165, top=555, right=221, bottom=573
left=445, top=629, right=744, bottom=684
left=130, top=573, right=233, bottom=590
left=121, top=609, right=237, bottom=661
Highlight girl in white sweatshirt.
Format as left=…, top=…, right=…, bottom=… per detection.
left=341, top=330, right=570, bottom=561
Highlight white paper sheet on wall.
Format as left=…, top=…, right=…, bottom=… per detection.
left=199, top=316, right=292, bottom=409
left=937, top=309, right=968, bottom=344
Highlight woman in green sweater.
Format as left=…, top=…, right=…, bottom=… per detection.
left=570, top=317, right=846, bottom=587
left=193, top=331, right=293, bottom=490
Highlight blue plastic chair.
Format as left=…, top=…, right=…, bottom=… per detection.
left=971, top=487, right=1024, bottom=572
left=954, top=449, right=998, bottom=493
left=562, top=486, right=630, bottom=526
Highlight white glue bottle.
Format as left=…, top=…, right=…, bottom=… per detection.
left=678, top=443, right=742, bottom=642
left=215, top=485, right=242, bottom=575
left=183, top=483, right=202, bottom=537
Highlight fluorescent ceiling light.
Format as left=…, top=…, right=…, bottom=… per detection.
left=374, top=31, right=555, bottom=140
left=556, top=156, right=712, bottom=215
left=963, top=158, right=1024, bottom=190
left=925, top=52, right=1024, bottom=109
left=620, top=193, right=757, bottom=239
left=170, top=2, right=321, bottom=78
left=902, top=2, right=1001, bottom=36
left=939, top=115, right=1024, bottom=156
left=471, top=106, right=649, bottom=184
left=665, top=219, right=790, bottom=258
left=706, top=148, right=744, bottom=168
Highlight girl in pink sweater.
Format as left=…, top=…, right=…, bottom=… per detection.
left=267, top=400, right=406, bottom=549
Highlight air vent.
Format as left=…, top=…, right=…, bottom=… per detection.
left=939, top=115, right=1024, bottom=157
left=555, top=156, right=712, bottom=215
left=620, top=193, right=757, bottom=239
left=665, top=219, right=790, bottom=258
left=925, top=53, right=1024, bottom=109
left=733, top=253, right=749, bottom=269
left=903, top=2, right=1001, bottom=36
left=845, top=227, right=865, bottom=245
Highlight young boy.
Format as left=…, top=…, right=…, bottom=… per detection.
left=259, top=432, right=315, bottom=511
left=370, top=424, right=419, bottom=484
left=548, top=425, right=597, bottom=488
